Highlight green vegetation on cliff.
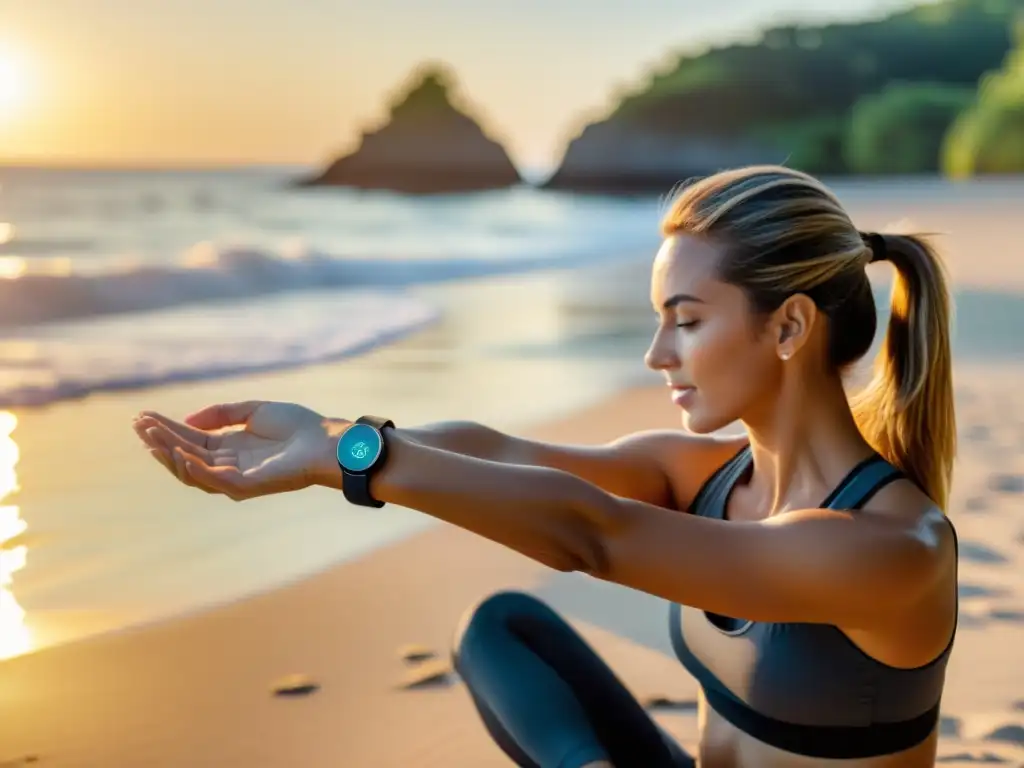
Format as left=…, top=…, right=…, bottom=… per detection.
left=582, top=0, right=1024, bottom=177
left=944, top=18, right=1024, bottom=175
left=846, top=82, right=976, bottom=174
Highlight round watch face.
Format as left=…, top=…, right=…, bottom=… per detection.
left=336, top=423, right=384, bottom=473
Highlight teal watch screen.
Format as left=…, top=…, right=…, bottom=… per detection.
left=337, top=423, right=383, bottom=472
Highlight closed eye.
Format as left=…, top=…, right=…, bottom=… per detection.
left=676, top=320, right=700, bottom=329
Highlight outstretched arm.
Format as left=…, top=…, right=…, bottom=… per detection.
left=143, top=404, right=949, bottom=628
left=323, top=429, right=951, bottom=628
left=139, top=403, right=732, bottom=509
left=398, top=419, right=740, bottom=509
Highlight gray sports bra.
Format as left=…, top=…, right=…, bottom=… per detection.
left=669, top=445, right=958, bottom=759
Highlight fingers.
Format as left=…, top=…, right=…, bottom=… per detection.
left=141, top=421, right=217, bottom=465
left=146, top=445, right=180, bottom=480
left=139, top=428, right=210, bottom=491
left=184, top=401, right=264, bottom=431
left=134, top=418, right=202, bottom=486
left=176, top=448, right=253, bottom=502
left=133, top=415, right=246, bottom=498
left=135, top=412, right=216, bottom=450
left=132, top=406, right=263, bottom=502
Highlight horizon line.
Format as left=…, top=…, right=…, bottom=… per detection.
left=0, top=157, right=559, bottom=178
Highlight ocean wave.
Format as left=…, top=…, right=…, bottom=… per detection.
left=0, top=240, right=638, bottom=328
left=0, top=236, right=96, bottom=256
left=0, top=289, right=440, bottom=408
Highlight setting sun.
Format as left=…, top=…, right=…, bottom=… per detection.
left=0, top=46, right=29, bottom=118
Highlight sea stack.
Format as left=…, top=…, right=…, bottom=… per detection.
left=297, top=63, right=522, bottom=194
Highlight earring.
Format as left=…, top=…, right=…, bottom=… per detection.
left=780, top=351, right=791, bottom=361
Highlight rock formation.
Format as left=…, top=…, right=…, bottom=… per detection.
left=297, top=63, right=522, bottom=194
left=543, top=0, right=1022, bottom=194
left=543, top=119, right=780, bottom=195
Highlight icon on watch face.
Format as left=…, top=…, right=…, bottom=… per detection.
left=337, top=423, right=383, bottom=473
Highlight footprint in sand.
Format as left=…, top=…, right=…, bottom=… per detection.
left=396, top=658, right=457, bottom=690
left=939, top=710, right=1024, bottom=762
left=964, top=496, right=990, bottom=513
left=942, top=715, right=964, bottom=738
left=271, top=673, right=320, bottom=698
left=394, top=644, right=457, bottom=690
left=987, top=609, right=1024, bottom=624
left=936, top=752, right=1011, bottom=763
left=959, top=583, right=1012, bottom=600
left=988, top=474, right=1024, bottom=495
left=398, top=643, right=438, bottom=665
left=958, top=712, right=1024, bottom=752
left=983, top=724, right=1024, bottom=747
left=958, top=606, right=1024, bottom=628
left=955, top=583, right=1024, bottom=627
left=959, top=541, right=1011, bottom=566
left=964, top=424, right=992, bottom=443
left=643, top=695, right=699, bottom=713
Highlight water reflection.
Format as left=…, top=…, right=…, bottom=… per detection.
left=0, top=410, right=29, bottom=659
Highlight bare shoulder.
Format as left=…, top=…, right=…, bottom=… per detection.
left=605, top=429, right=750, bottom=510
left=859, top=478, right=957, bottom=568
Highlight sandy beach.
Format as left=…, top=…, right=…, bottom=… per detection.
left=2, top=178, right=1024, bottom=766
left=2, top=365, right=1024, bottom=766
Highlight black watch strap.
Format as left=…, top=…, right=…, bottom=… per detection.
left=341, top=415, right=394, bottom=508
left=357, top=415, right=394, bottom=431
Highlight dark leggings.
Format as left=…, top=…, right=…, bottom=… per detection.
left=451, top=590, right=696, bottom=768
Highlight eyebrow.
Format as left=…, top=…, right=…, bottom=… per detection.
left=662, top=293, right=705, bottom=309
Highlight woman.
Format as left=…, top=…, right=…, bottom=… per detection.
left=133, top=165, right=959, bottom=767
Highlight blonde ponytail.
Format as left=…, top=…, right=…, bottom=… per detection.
left=849, top=234, right=956, bottom=509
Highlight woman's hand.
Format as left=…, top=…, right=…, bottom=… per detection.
left=132, top=400, right=349, bottom=501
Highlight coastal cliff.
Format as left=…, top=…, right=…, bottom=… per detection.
left=543, top=119, right=780, bottom=195
left=543, top=0, right=1024, bottom=194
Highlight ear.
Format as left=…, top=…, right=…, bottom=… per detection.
left=769, top=294, right=818, bottom=361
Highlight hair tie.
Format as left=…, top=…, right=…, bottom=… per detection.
left=862, top=232, right=888, bottom=264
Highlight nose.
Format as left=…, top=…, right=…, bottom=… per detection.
left=644, top=324, right=681, bottom=372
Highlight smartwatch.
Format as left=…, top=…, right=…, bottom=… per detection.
left=336, top=415, right=394, bottom=508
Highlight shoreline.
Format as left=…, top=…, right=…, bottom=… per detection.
left=0, top=285, right=659, bottom=661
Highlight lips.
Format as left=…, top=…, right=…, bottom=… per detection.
left=669, top=384, right=696, bottom=407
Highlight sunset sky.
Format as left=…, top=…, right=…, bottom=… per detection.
left=2, top=0, right=915, bottom=172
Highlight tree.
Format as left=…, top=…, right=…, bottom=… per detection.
left=943, top=18, right=1024, bottom=175
left=844, top=82, right=975, bottom=174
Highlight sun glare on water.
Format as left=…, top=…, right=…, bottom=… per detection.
left=0, top=411, right=30, bottom=660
